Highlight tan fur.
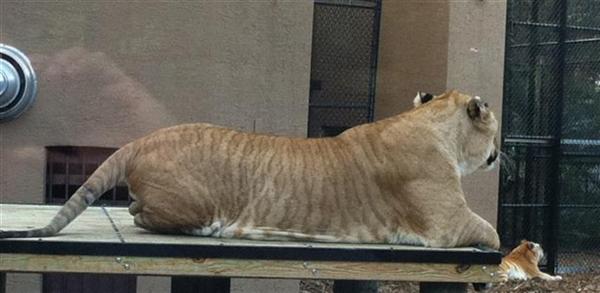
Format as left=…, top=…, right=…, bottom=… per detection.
left=1, top=90, right=500, bottom=249
left=500, top=240, right=562, bottom=281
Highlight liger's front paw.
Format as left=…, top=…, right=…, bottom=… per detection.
left=474, top=243, right=496, bottom=251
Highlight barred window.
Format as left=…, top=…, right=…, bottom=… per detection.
left=45, top=146, right=129, bottom=206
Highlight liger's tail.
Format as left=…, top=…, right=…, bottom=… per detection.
left=0, top=146, right=130, bottom=238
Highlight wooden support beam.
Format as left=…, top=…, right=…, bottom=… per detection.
left=0, top=254, right=502, bottom=283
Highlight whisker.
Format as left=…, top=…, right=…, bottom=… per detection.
left=498, top=150, right=516, bottom=174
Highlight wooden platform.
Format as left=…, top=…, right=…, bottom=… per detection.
left=0, top=204, right=503, bottom=283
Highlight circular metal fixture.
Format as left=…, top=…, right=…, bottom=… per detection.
left=0, top=44, right=37, bottom=122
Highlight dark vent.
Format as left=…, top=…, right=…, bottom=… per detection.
left=45, top=146, right=129, bottom=206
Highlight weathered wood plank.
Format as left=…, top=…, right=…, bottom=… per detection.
left=0, top=254, right=503, bottom=283
left=0, top=204, right=119, bottom=243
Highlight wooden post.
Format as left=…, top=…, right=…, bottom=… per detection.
left=171, top=277, right=230, bottom=293
left=419, top=282, right=467, bottom=293
left=333, top=280, right=378, bottom=293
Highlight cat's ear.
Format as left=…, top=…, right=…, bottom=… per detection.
left=467, top=96, right=491, bottom=122
left=527, top=242, right=535, bottom=250
left=413, top=92, right=434, bottom=107
left=520, top=239, right=527, bottom=244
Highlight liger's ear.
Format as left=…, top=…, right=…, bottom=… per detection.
left=467, top=96, right=491, bottom=122
left=527, top=242, right=535, bottom=250
left=413, top=92, right=434, bottom=107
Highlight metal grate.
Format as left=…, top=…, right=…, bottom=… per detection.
left=45, top=146, right=129, bottom=206
left=307, top=0, right=381, bottom=137
left=501, top=0, right=600, bottom=274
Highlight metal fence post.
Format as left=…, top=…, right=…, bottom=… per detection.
left=546, top=0, right=568, bottom=275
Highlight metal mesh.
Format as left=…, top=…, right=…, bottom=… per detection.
left=307, top=0, right=381, bottom=137
left=501, top=0, right=600, bottom=273
left=45, top=146, right=130, bottom=207
left=499, top=144, right=555, bottom=269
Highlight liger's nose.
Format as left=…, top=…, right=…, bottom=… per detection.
left=487, top=150, right=498, bottom=165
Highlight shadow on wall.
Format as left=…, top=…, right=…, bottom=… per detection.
left=2, top=44, right=178, bottom=154
left=1, top=44, right=176, bottom=203
left=27, top=46, right=177, bottom=142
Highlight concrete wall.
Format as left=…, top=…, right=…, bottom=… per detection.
left=0, top=1, right=313, bottom=204
left=446, top=0, right=507, bottom=226
left=375, top=0, right=507, bottom=225
left=375, top=0, right=450, bottom=119
left=5, top=274, right=42, bottom=293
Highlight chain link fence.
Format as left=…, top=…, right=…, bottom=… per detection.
left=500, top=0, right=600, bottom=274
left=307, top=0, right=381, bottom=137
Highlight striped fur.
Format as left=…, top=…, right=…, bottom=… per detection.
left=1, top=90, right=500, bottom=249
left=500, top=240, right=562, bottom=281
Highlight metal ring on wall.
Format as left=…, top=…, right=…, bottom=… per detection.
left=0, top=44, right=38, bottom=122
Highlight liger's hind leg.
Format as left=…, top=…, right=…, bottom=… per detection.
left=129, top=201, right=152, bottom=230
left=128, top=201, right=142, bottom=215
left=132, top=210, right=184, bottom=234
left=133, top=214, right=152, bottom=231
left=132, top=213, right=172, bottom=234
